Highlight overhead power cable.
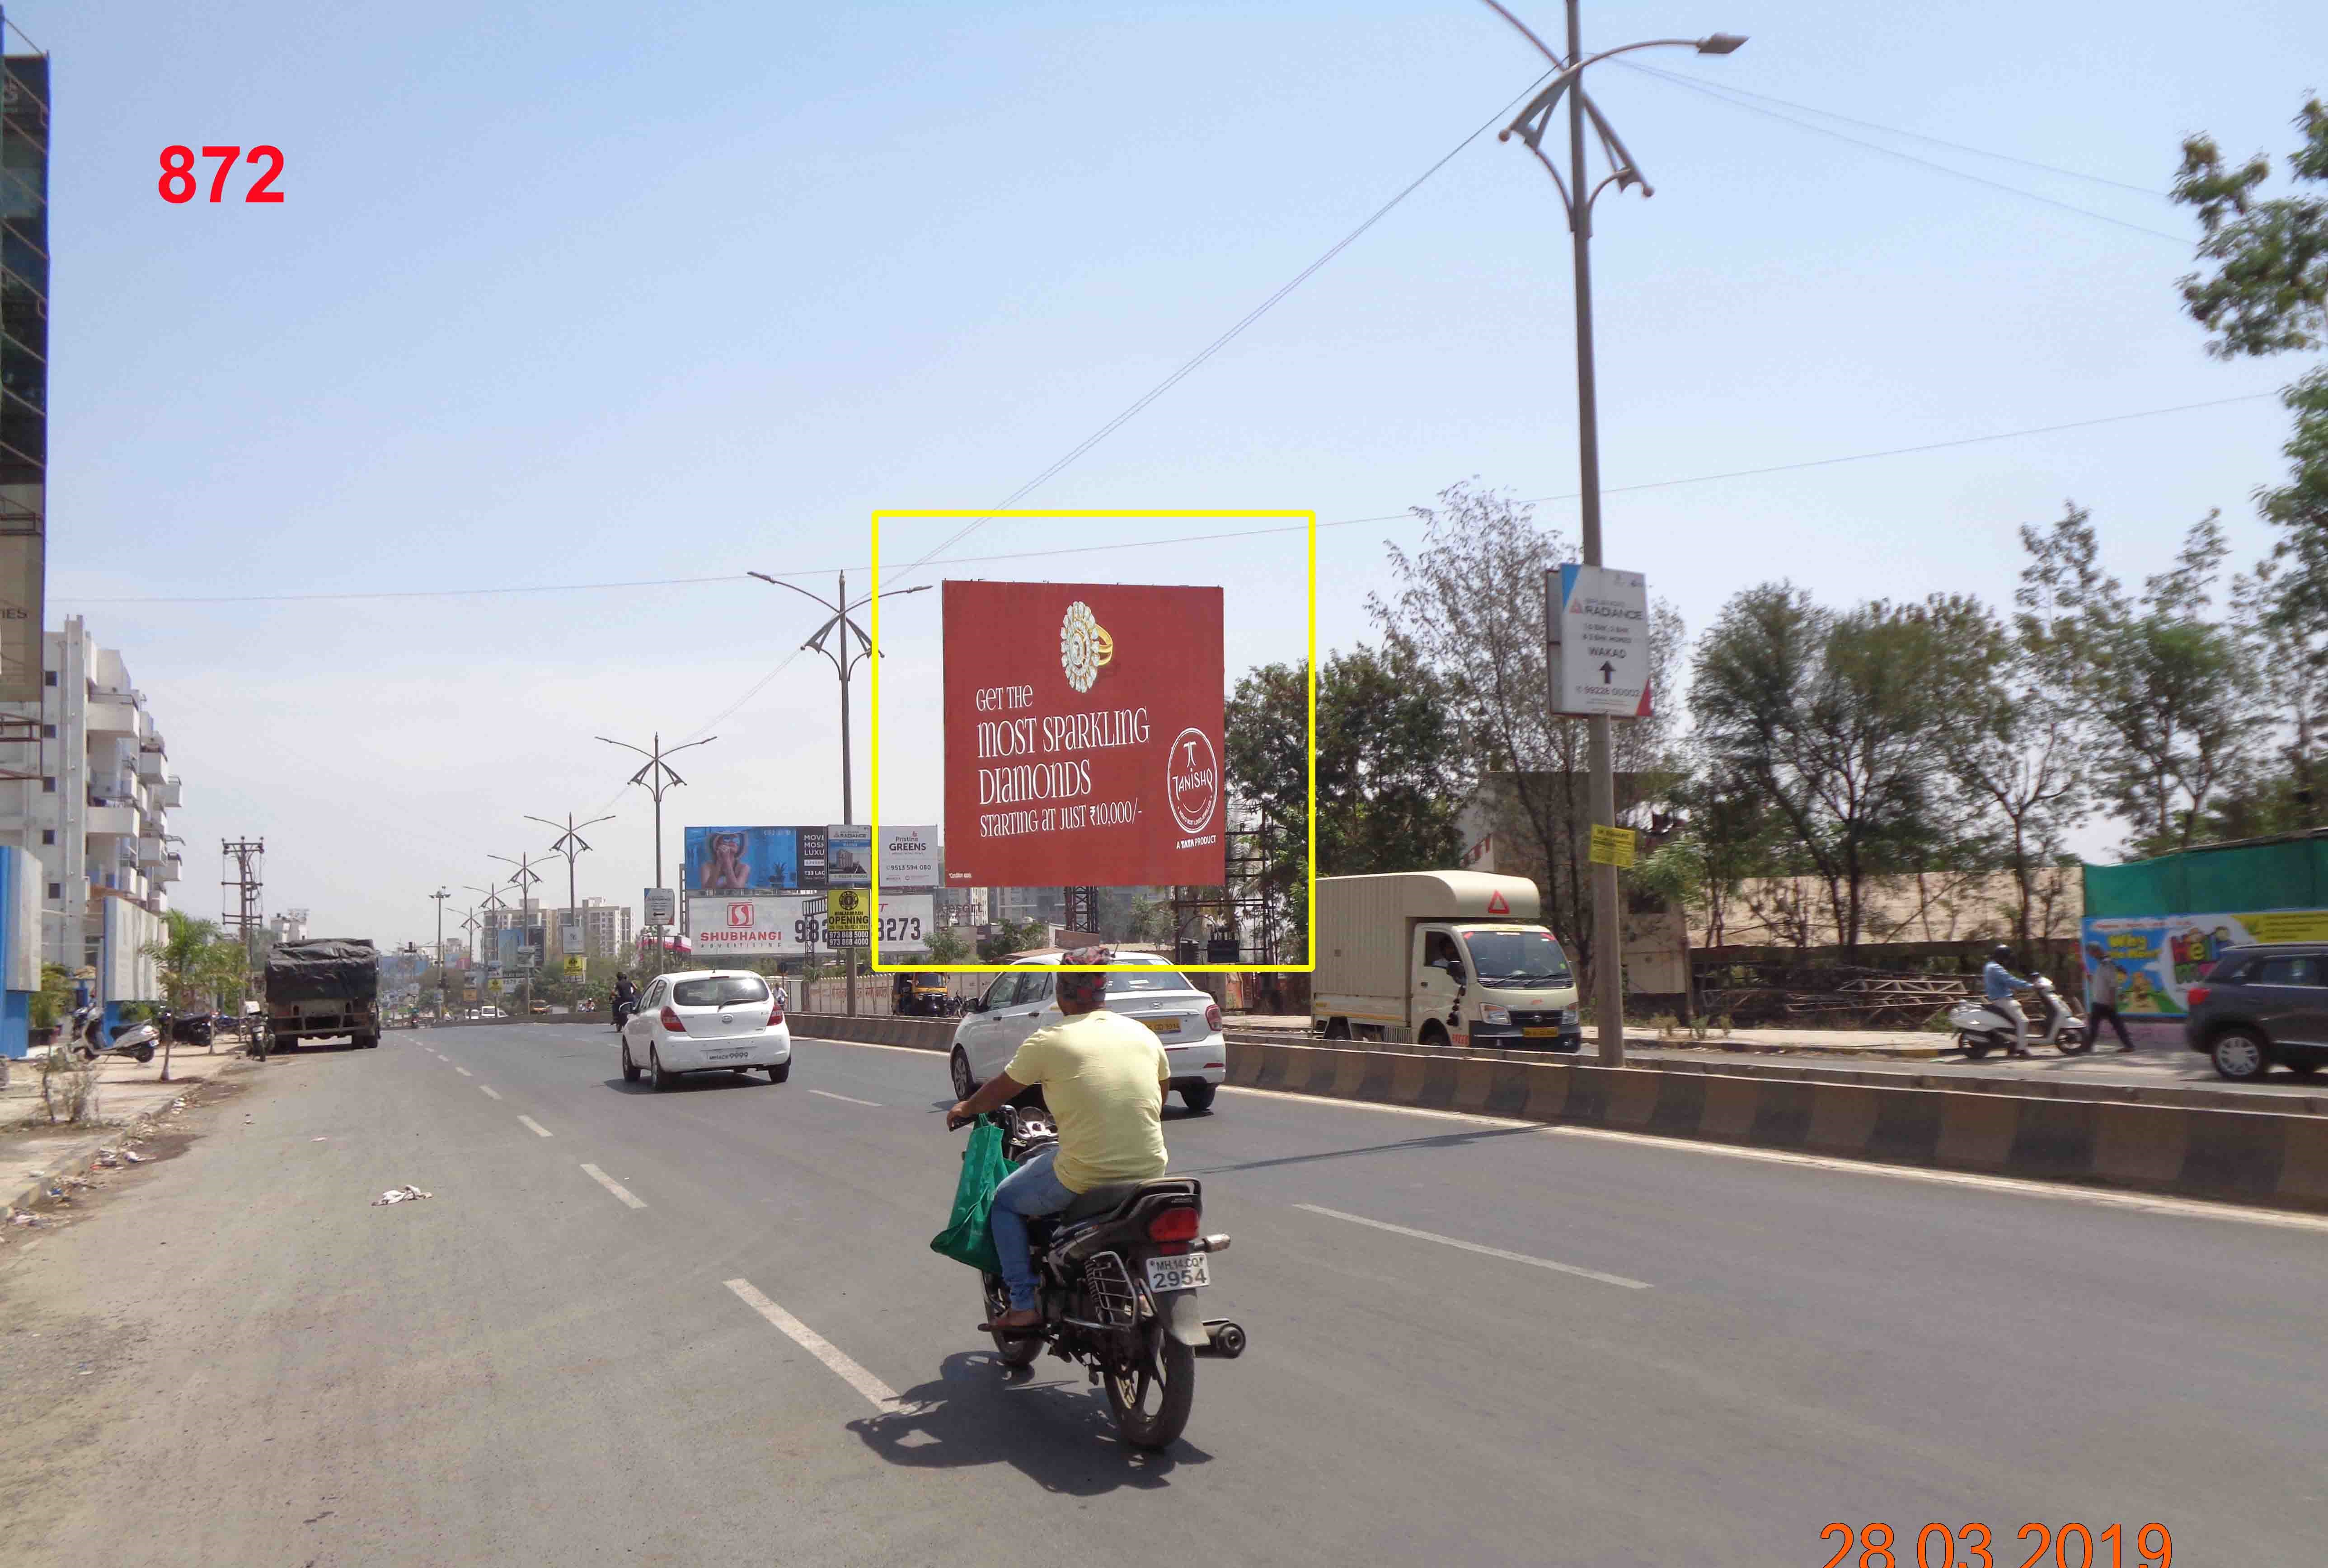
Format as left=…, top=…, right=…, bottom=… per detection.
left=879, top=65, right=1564, bottom=586
left=1620, top=63, right=2169, bottom=199
left=1617, top=60, right=2192, bottom=246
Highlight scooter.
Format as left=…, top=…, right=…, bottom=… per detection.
left=1947, top=974, right=2090, bottom=1058
left=65, top=1003, right=157, bottom=1065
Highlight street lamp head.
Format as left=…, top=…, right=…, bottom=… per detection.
left=1696, top=32, right=1747, bottom=54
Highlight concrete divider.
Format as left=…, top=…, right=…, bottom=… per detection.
left=790, top=1012, right=955, bottom=1053
left=1224, top=1038, right=2328, bottom=1214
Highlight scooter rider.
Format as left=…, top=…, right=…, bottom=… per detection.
left=1982, top=944, right=2037, bottom=1058
left=945, top=947, right=1170, bottom=1335
left=611, top=972, right=638, bottom=1024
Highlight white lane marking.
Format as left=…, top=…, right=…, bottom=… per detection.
left=518, top=1116, right=553, bottom=1138
left=478, top=1085, right=502, bottom=1100
left=1225, top=1086, right=2328, bottom=1234
left=580, top=1162, right=643, bottom=1207
left=724, top=1278, right=899, bottom=1412
left=452, top=1066, right=472, bottom=1077
left=1294, top=1203, right=1651, bottom=1289
left=807, top=1089, right=881, bottom=1106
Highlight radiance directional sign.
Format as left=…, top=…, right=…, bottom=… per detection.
left=1545, top=564, right=1652, bottom=718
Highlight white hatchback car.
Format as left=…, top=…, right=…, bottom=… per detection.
left=949, top=951, right=1228, bottom=1113
left=620, top=969, right=792, bottom=1091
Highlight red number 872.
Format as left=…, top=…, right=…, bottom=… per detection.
left=158, top=145, right=285, bottom=204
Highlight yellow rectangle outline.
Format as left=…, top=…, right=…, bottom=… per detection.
left=868, top=508, right=1317, bottom=974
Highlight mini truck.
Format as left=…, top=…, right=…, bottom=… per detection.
left=1311, top=871, right=1582, bottom=1051
left=265, top=937, right=382, bottom=1050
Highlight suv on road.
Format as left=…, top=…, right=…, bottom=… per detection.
left=2183, top=943, right=2328, bottom=1081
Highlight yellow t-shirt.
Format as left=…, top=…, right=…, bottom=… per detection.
left=1004, top=1009, right=1171, bottom=1194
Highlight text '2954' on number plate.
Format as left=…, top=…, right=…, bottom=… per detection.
left=1141, top=1016, right=1183, bottom=1036
left=1143, top=1253, right=1209, bottom=1292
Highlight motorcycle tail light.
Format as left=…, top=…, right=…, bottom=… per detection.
left=2185, top=986, right=2210, bottom=1007
left=660, top=1006, right=685, bottom=1032
left=1147, top=1206, right=1201, bottom=1242
left=1205, top=1003, right=1223, bottom=1032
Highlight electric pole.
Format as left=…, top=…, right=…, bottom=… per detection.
left=490, top=851, right=547, bottom=1021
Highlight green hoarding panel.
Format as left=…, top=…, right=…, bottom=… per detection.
left=2083, top=838, right=2328, bottom=919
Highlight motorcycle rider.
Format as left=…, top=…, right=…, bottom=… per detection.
left=946, top=946, right=1170, bottom=1334
left=1981, top=943, right=2037, bottom=1058
left=611, top=972, right=638, bottom=1023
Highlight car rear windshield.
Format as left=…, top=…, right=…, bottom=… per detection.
left=1107, top=966, right=1197, bottom=995
left=672, top=976, right=770, bottom=1006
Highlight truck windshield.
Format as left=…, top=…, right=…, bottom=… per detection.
left=1462, top=930, right=1572, bottom=988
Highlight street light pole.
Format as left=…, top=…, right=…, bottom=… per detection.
left=526, top=810, right=616, bottom=976
left=489, top=852, right=547, bottom=1021
left=431, top=888, right=451, bottom=1021
left=598, top=732, right=716, bottom=977
left=1486, top=0, right=1743, bottom=1067
left=748, top=571, right=932, bottom=1017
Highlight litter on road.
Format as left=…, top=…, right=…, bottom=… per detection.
left=371, top=1185, right=434, bottom=1206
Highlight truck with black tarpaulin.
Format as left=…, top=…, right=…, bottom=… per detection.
left=266, top=938, right=381, bottom=1050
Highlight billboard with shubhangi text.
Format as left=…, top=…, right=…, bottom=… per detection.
left=686, top=894, right=934, bottom=956
left=941, top=581, right=1224, bottom=888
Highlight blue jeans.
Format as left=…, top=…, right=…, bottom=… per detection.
left=989, top=1145, right=1075, bottom=1311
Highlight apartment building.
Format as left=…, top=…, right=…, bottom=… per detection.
left=0, top=616, right=182, bottom=969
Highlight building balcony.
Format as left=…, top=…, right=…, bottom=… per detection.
left=135, top=749, right=167, bottom=781
left=159, top=853, right=182, bottom=885
left=138, top=835, right=164, bottom=868
left=161, top=777, right=183, bottom=808
left=85, top=804, right=138, bottom=838
left=87, top=695, right=138, bottom=736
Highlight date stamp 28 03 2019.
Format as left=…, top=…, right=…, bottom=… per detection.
left=1819, top=1521, right=2172, bottom=1568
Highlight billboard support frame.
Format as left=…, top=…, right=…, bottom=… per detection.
left=868, top=509, right=1318, bottom=975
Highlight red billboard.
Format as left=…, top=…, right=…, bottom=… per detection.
left=942, top=581, right=1225, bottom=888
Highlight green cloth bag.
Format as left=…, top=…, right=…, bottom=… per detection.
left=929, top=1115, right=1009, bottom=1273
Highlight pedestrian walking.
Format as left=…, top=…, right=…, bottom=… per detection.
left=2086, top=942, right=2134, bottom=1051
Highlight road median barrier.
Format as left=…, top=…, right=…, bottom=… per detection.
left=1223, top=1037, right=2328, bottom=1213
left=789, top=1013, right=956, bottom=1052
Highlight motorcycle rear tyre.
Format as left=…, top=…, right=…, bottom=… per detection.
left=133, top=1044, right=154, bottom=1063
left=1106, top=1325, right=1195, bottom=1451
left=983, top=1276, right=1041, bottom=1367
left=1957, top=1033, right=1992, bottom=1060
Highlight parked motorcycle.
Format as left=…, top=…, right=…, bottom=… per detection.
left=949, top=1103, right=1242, bottom=1450
left=1948, top=974, right=2090, bottom=1058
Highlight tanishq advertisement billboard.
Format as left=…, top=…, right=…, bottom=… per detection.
left=942, top=581, right=1225, bottom=888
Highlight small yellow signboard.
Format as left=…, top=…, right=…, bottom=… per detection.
left=486, top=978, right=503, bottom=993
left=827, top=887, right=871, bottom=934
left=563, top=956, right=586, bottom=977
left=1589, top=824, right=1638, bottom=869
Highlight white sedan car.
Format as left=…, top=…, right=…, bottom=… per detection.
left=620, top=969, right=792, bottom=1091
left=949, top=951, right=1227, bottom=1113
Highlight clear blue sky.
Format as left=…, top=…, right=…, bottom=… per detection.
left=34, top=0, right=2323, bottom=945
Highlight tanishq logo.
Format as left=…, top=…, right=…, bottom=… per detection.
left=726, top=903, right=756, bottom=929
left=1059, top=601, right=1114, bottom=693
left=1166, top=728, right=1219, bottom=835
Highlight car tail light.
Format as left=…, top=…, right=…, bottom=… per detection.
left=2185, top=986, right=2210, bottom=1007
left=768, top=1005, right=784, bottom=1028
left=660, top=1006, right=685, bottom=1032
left=1204, top=1003, right=1222, bottom=1032
left=1146, top=1206, right=1200, bottom=1242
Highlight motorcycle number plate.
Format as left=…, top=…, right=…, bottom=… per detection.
left=1143, top=1253, right=1209, bottom=1293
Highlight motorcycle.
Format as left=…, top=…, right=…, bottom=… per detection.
left=1948, top=974, right=2090, bottom=1058
left=610, top=996, right=638, bottom=1031
left=950, top=1103, right=1243, bottom=1451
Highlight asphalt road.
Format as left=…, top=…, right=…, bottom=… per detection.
left=5, top=1020, right=2325, bottom=1567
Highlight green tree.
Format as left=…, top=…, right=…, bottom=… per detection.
left=1226, top=641, right=1468, bottom=936
left=1366, top=483, right=1684, bottom=974
left=29, top=962, right=71, bottom=1033
left=141, top=910, right=231, bottom=1082
left=2173, top=99, right=2328, bottom=819
left=1691, top=586, right=1961, bottom=954
left=2020, top=507, right=2261, bottom=854
left=976, top=917, right=1047, bottom=963
left=925, top=925, right=973, bottom=964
